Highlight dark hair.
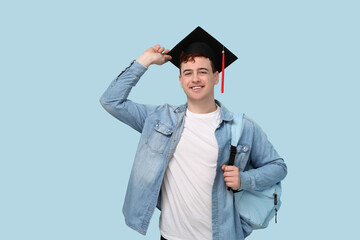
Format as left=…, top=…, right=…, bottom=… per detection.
left=179, top=51, right=216, bottom=73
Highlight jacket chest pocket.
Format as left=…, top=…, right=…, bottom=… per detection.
left=146, top=120, right=174, bottom=154
left=234, top=144, right=250, bottom=171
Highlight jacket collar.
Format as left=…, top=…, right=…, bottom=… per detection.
left=215, top=100, right=233, bottom=122
left=174, top=100, right=233, bottom=122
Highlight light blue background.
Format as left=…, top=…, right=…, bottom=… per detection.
left=1, top=0, right=359, bottom=239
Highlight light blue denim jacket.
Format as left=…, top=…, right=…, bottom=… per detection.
left=100, top=61, right=287, bottom=240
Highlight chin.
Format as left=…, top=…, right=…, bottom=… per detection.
left=187, top=94, right=209, bottom=102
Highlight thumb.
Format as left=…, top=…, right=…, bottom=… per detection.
left=164, top=55, right=172, bottom=61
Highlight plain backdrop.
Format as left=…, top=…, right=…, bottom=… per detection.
left=1, top=0, right=359, bottom=239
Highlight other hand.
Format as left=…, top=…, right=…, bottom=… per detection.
left=222, top=165, right=241, bottom=190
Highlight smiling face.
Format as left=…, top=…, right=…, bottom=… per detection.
left=179, top=56, right=219, bottom=107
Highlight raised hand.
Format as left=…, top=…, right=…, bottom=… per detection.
left=136, top=44, right=172, bottom=68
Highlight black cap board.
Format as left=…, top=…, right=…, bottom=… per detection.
left=168, top=26, right=238, bottom=73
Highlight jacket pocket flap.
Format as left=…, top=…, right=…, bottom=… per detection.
left=153, top=120, right=173, bottom=135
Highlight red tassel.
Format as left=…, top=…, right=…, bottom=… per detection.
left=221, top=45, right=225, bottom=93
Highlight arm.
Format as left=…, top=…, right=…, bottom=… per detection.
left=99, top=45, right=172, bottom=133
left=222, top=119, right=287, bottom=191
left=239, top=119, right=287, bottom=191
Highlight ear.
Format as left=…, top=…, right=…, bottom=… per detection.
left=214, top=71, right=219, bottom=85
left=179, top=75, right=184, bottom=89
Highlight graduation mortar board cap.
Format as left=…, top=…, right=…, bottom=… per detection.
left=168, top=26, right=238, bottom=93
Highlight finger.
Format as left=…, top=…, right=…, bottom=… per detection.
left=153, top=44, right=160, bottom=51
left=225, top=180, right=236, bottom=188
left=222, top=165, right=226, bottom=170
left=224, top=165, right=238, bottom=172
left=223, top=171, right=236, bottom=177
left=164, top=55, right=172, bottom=61
left=224, top=176, right=238, bottom=182
left=164, top=49, right=170, bottom=54
left=158, top=46, right=165, bottom=53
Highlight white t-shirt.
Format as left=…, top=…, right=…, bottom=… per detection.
left=160, top=106, right=221, bottom=240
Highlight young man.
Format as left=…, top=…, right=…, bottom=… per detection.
left=100, top=27, right=287, bottom=240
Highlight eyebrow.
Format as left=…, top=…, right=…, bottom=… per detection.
left=182, top=68, right=209, bottom=74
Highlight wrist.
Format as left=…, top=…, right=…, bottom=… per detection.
left=136, top=53, right=153, bottom=68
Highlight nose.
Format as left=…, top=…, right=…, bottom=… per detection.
left=192, top=72, right=201, bottom=83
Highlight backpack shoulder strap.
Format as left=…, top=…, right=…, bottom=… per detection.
left=231, top=113, right=244, bottom=146
left=228, top=113, right=244, bottom=169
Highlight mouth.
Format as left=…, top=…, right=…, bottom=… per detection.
left=190, top=86, right=204, bottom=90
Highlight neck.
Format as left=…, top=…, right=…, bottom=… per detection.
left=187, top=98, right=217, bottom=114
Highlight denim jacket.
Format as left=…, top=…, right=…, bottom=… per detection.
left=100, top=61, right=287, bottom=240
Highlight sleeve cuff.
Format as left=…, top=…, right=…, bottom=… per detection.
left=239, top=171, right=252, bottom=191
left=129, top=60, right=148, bottom=77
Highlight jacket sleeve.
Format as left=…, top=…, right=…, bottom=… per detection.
left=239, top=118, right=287, bottom=191
left=99, top=61, right=157, bottom=133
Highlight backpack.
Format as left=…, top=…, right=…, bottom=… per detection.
left=229, top=113, right=282, bottom=230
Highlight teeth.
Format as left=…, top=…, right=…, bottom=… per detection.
left=192, top=86, right=202, bottom=89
